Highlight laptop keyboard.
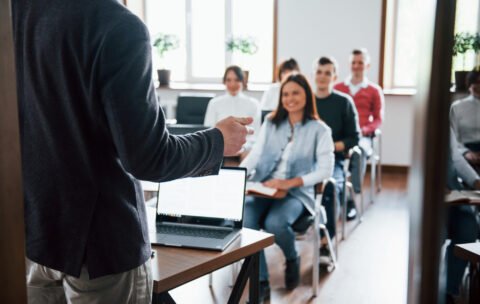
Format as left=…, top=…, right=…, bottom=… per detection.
left=157, top=225, right=231, bottom=239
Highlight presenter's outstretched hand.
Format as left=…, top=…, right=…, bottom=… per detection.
left=215, top=116, right=254, bottom=157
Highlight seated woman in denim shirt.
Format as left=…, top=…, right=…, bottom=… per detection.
left=241, top=73, right=334, bottom=300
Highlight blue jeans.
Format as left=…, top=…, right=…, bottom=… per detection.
left=243, top=194, right=304, bottom=281
left=446, top=205, right=479, bottom=296
left=322, top=159, right=345, bottom=238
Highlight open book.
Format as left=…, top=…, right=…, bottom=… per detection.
left=246, top=182, right=278, bottom=197
left=445, top=190, right=480, bottom=205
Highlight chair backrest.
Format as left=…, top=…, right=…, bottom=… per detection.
left=176, top=93, right=215, bottom=124
left=261, top=110, right=271, bottom=123
left=291, top=178, right=336, bottom=234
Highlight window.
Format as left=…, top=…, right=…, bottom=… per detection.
left=452, top=0, right=479, bottom=73
left=383, top=0, right=479, bottom=89
left=144, top=0, right=275, bottom=84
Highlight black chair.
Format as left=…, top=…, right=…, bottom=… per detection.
left=291, top=178, right=338, bottom=297
left=340, top=146, right=364, bottom=240
left=209, top=179, right=338, bottom=297
left=175, top=93, right=215, bottom=124
left=261, top=110, right=271, bottom=123
left=369, top=129, right=382, bottom=203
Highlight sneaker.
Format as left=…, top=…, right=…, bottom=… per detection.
left=285, top=256, right=300, bottom=290
left=346, top=199, right=357, bottom=221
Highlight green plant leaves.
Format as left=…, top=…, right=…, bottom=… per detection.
left=153, top=33, right=180, bottom=58
left=225, top=36, right=258, bottom=55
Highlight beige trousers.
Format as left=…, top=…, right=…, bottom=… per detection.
left=26, top=258, right=152, bottom=304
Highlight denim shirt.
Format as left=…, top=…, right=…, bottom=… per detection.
left=241, top=117, right=334, bottom=214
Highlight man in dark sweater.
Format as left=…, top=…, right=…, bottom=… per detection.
left=12, top=0, right=252, bottom=302
left=314, top=57, right=361, bottom=244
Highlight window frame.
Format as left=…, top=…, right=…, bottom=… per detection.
left=141, top=0, right=277, bottom=85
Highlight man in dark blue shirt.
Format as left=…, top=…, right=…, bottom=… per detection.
left=12, top=0, right=252, bottom=302
left=315, top=56, right=361, bottom=249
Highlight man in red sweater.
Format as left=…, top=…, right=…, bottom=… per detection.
left=335, top=48, right=384, bottom=138
left=335, top=48, right=384, bottom=204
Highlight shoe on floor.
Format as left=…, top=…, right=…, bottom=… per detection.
left=319, top=244, right=332, bottom=265
left=346, top=199, right=357, bottom=221
left=285, top=256, right=300, bottom=290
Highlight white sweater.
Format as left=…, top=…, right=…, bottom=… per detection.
left=203, top=92, right=261, bottom=150
left=260, top=83, right=281, bottom=111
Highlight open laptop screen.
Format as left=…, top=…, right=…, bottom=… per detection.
left=157, top=168, right=246, bottom=224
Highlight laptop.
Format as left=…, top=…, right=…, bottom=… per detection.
left=151, top=167, right=246, bottom=251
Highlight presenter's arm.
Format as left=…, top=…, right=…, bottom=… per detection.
left=97, top=17, right=226, bottom=181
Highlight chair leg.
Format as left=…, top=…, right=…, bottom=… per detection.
left=377, top=140, right=382, bottom=192
left=370, top=154, right=376, bottom=204
left=313, top=207, right=320, bottom=297
left=322, top=225, right=337, bottom=268
left=342, top=180, right=347, bottom=241
left=209, top=272, right=213, bottom=288
left=333, top=191, right=339, bottom=257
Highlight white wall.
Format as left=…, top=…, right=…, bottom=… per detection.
left=277, top=0, right=383, bottom=83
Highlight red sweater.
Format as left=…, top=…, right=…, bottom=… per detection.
left=334, top=81, right=384, bottom=136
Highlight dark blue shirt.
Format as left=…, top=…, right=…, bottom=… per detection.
left=316, top=91, right=361, bottom=160
left=13, top=0, right=223, bottom=278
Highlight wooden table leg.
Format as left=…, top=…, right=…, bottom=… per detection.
left=153, top=292, right=176, bottom=304
left=249, top=253, right=260, bottom=303
left=228, top=253, right=260, bottom=304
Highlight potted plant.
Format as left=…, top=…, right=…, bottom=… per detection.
left=453, top=32, right=474, bottom=91
left=226, top=36, right=258, bottom=88
left=153, top=33, right=179, bottom=87
left=472, top=33, right=480, bottom=71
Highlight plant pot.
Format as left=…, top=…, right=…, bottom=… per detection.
left=455, top=71, right=469, bottom=92
left=157, top=69, right=171, bottom=87
left=243, top=70, right=249, bottom=90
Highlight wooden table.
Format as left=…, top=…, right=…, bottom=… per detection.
left=151, top=228, right=274, bottom=304
left=454, top=243, right=480, bottom=304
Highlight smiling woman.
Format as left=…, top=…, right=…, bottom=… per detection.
left=240, top=73, right=334, bottom=300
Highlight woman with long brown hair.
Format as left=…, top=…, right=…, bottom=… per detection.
left=241, top=73, right=334, bottom=300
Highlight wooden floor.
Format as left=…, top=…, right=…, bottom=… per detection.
left=167, top=171, right=409, bottom=304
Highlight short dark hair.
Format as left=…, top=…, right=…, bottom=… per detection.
left=316, top=56, right=338, bottom=74
left=270, top=73, right=319, bottom=126
left=277, top=58, right=300, bottom=81
left=467, top=66, right=480, bottom=88
left=351, top=48, right=371, bottom=64
left=223, top=65, right=245, bottom=84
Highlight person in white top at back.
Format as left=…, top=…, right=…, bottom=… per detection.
left=204, top=65, right=260, bottom=159
left=260, top=58, right=300, bottom=111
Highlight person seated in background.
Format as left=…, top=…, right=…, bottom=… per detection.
left=314, top=56, right=361, bottom=245
left=334, top=48, right=384, bottom=182
left=450, top=67, right=480, bottom=173
left=241, top=73, right=334, bottom=301
left=445, top=128, right=480, bottom=304
left=260, top=58, right=300, bottom=111
left=204, top=65, right=261, bottom=159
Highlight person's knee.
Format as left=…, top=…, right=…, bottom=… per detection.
left=264, top=216, right=289, bottom=235
left=243, top=204, right=260, bottom=229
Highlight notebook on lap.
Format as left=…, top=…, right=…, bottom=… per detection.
left=151, top=167, right=246, bottom=251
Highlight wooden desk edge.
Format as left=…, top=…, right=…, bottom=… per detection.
left=153, top=233, right=274, bottom=293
